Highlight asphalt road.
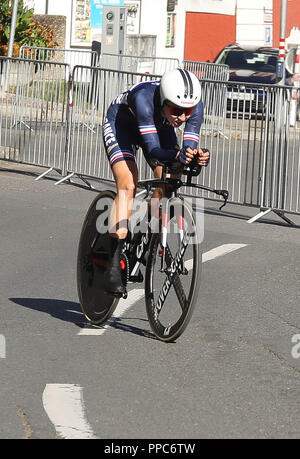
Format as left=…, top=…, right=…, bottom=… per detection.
left=1, top=160, right=300, bottom=440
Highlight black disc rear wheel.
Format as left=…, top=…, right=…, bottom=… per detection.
left=77, top=190, right=120, bottom=325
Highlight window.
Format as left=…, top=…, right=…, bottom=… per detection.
left=225, top=51, right=277, bottom=72
left=166, top=13, right=176, bottom=47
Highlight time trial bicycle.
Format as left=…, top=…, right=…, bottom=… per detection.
left=77, top=153, right=228, bottom=342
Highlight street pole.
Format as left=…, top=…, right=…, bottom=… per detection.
left=1, top=0, right=19, bottom=93
left=277, top=1, right=288, bottom=214
left=277, top=0, right=287, bottom=85
left=7, top=0, right=19, bottom=58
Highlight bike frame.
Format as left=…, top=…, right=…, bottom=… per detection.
left=125, top=161, right=228, bottom=285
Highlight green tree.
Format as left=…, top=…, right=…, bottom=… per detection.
left=0, top=0, right=57, bottom=56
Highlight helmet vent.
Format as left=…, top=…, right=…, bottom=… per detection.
left=178, top=68, right=193, bottom=99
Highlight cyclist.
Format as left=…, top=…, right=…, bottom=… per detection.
left=102, top=68, right=210, bottom=295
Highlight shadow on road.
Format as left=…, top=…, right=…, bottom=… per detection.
left=106, top=316, right=156, bottom=340
left=9, top=297, right=155, bottom=340
left=10, top=297, right=83, bottom=323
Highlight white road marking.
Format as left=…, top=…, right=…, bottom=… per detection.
left=78, top=244, right=247, bottom=336
left=78, top=288, right=145, bottom=335
left=0, top=334, right=6, bottom=359
left=202, top=243, right=248, bottom=263
left=42, top=384, right=98, bottom=439
left=184, top=244, right=248, bottom=271
left=50, top=244, right=248, bottom=437
left=185, top=243, right=248, bottom=271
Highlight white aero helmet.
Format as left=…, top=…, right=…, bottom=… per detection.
left=160, top=68, right=201, bottom=108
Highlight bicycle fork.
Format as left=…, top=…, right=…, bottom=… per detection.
left=154, top=227, right=191, bottom=322
left=159, top=197, right=188, bottom=275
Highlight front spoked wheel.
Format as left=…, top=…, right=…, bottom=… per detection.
left=77, top=190, right=121, bottom=325
left=145, top=199, right=202, bottom=342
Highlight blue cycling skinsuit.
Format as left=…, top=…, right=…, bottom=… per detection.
left=102, top=80, right=204, bottom=168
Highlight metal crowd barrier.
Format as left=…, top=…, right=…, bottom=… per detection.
left=198, top=80, right=300, bottom=222
left=0, top=56, right=69, bottom=172
left=1, top=58, right=300, bottom=223
left=100, top=53, right=180, bottom=75
left=63, top=66, right=160, bottom=184
left=183, top=61, right=230, bottom=139
left=65, top=66, right=300, bottom=221
left=19, top=46, right=100, bottom=71
left=183, top=60, right=230, bottom=82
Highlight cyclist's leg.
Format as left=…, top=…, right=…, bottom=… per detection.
left=103, top=104, right=139, bottom=237
left=102, top=106, right=139, bottom=294
left=104, top=160, right=139, bottom=294
left=110, top=160, right=138, bottom=239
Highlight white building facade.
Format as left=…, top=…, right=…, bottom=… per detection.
left=23, top=1, right=297, bottom=62
left=236, top=0, right=273, bottom=47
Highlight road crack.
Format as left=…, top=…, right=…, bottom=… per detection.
left=17, top=406, right=34, bottom=439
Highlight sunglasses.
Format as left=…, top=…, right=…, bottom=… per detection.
left=165, top=103, right=195, bottom=117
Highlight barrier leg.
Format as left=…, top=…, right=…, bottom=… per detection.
left=35, top=167, right=54, bottom=181
left=77, top=174, right=97, bottom=190
left=248, top=208, right=296, bottom=226
left=247, top=208, right=272, bottom=223
left=11, top=120, right=34, bottom=132
left=273, top=210, right=296, bottom=226
left=55, top=172, right=75, bottom=185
